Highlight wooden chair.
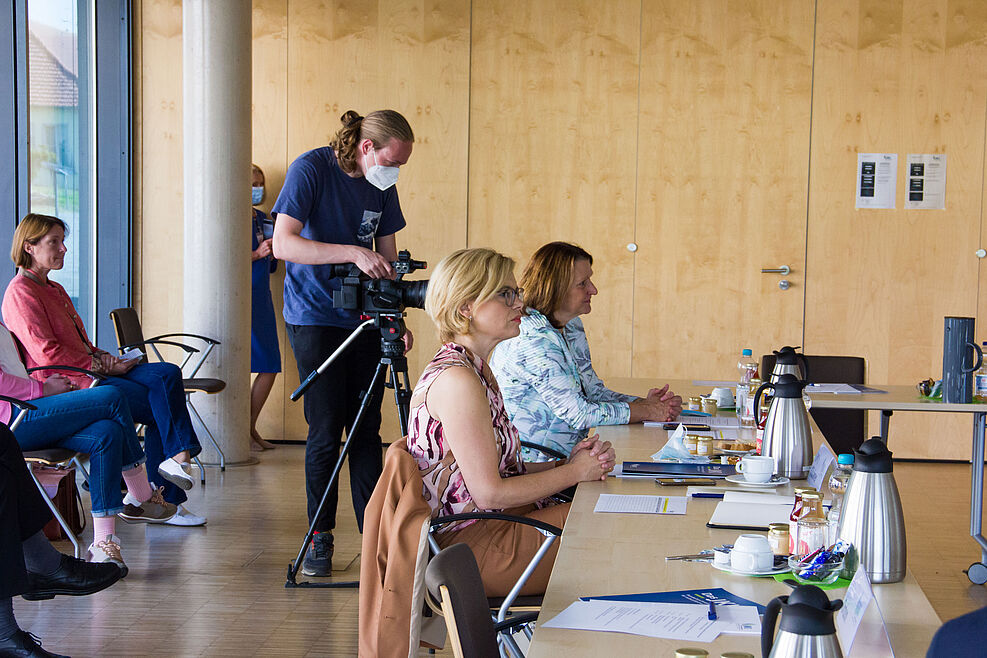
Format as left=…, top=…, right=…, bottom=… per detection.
left=426, top=543, right=539, bottom=658
left=761, top=353, right=867, bottom=454
left=109, top=307, right=226, bottom=473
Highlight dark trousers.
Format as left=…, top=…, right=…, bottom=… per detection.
left=0, top=424, right=53, bottom=598
left=287, top=324, right=385, bottom=533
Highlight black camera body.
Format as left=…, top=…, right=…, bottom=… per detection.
left=331, top=250, right=428, bottom=317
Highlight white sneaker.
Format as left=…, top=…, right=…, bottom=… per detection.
left=157, top=458, right=194, bottom=490
left=87, top=534, right=128, bottom=577
left=163, top=505, right=207, bottom=527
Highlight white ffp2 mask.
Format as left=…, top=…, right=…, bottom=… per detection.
left=364, top=149, right=399, bottom=191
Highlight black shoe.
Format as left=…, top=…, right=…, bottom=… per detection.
left=21, top=554, right=123, bottom=601
left=301, top=532, right=334, bottom=577
left=0, top=630, right=69, bottom=657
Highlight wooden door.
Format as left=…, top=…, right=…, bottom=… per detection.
left=805, top=0, right=987, bottom=459
left=467, top=0, right=642, bottom=378
left=631, top=0, right=815, bottom=382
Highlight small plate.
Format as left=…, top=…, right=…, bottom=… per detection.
left=724, top=474, right=790, bottom=488
left=719, top=447, right=756, bottom=456
left=711, top=561, right=791, bottom=577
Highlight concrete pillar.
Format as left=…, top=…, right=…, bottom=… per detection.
left=182, top=0, right=252, bottom=465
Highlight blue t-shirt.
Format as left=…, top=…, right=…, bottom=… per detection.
left=272, top=146, right=406, bottom=327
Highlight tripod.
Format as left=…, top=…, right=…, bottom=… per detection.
left=285, top=314, right=413, bottom=588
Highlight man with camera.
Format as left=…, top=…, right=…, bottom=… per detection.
left=272, top=109, right=415, bottom=577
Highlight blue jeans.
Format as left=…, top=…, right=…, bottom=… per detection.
left=12, top=386, right=145, bottom=517
left=103, top=362, right=200, bottom=505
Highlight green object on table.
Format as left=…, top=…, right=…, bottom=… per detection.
left=774, top=573, right=851, bottom=590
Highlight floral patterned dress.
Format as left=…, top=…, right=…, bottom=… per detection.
left=407, top=342, right=530, bottom=533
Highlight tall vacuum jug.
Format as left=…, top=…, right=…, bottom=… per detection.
left=942, top=316, right=982, bottom=404
left=762, top=585, right=844, bottom=658
left=770, top=346, right=809, bottom=383
left=836, top=438, right=906, bottom=583
left=754, top=373, right=812, bottom=479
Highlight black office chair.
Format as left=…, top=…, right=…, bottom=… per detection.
left=426, top=543, right=539, bottom=658
left=761, top=354, right=867, bottom=455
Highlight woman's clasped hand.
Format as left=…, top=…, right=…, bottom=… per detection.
left=567, top=434, right=616, bottom=481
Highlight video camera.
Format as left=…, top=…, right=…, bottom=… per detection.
left=331, top=250, right=428, bottom=317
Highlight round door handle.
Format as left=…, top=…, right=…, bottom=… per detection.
left=779, top=280, right=791, bottom=290
left=627, top=243, right=638, bottom=252
left=977, top=249, right=987, bottom=259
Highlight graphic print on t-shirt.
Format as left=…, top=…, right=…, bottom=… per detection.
left=357, top=210, right=382, bottom=246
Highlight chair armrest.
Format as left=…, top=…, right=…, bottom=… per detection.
left=493, top=611, right=539, bottom=634
left=25, top=365, right=105, bottom=382
left=0, top=395, right=38, bottom=412
left=430, top=512, right=562, bottom=536
left=148, top=332, right=221, bottom=346
left=520, top=441, right=569, bottom=461
left=120, top=338, right=198, bottom=354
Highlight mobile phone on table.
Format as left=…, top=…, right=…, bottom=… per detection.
left=661, top=423, right=710, bottom=431
left=656, top=478, right=718, bottom=486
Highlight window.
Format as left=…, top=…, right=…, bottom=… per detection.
left=1, top=0, right=131, bottom=344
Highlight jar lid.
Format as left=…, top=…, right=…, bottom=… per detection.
left=794, top=487, right=817, bottom=495
left=768, top=523, right=789, bottom=532
left=675, top=650, right=709, bottom=658
left=801, top=491, right=823, bottom=500
left=720, top=653, right=755, bottom=658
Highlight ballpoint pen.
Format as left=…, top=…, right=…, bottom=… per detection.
left=707, top=601, right=717, bottom=621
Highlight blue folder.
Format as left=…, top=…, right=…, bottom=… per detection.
left=580, top=587, right=766, bottom=614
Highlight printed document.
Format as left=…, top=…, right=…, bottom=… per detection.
left=594, top=494, right=687, bottom=515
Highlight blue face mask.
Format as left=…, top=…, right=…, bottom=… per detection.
left=251, top=186, right=264, bottom=205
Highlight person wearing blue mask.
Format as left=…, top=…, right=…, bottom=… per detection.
left=271, top=109, right=415, bottom=577
left=249, top=164, right=281, bottom=452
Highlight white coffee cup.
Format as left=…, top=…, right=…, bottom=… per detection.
left=736, top=455, right=775, bottom=483
left=730, top=534, right=774, bottom=572
left=711, top=387, right=734, bottom=407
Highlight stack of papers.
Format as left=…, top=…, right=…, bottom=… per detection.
left=542, top=588, right=762, bottom=641
left=706, top=491, right=831, bottom=530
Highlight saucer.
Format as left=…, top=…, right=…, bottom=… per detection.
left=724, top=474, right=790, bottom=488
left=711, top=561, right=791, bottom=577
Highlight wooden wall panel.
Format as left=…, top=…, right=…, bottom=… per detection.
left=633, top=0, right=814, bottom=382
left=285, top=0, right=470, bottom=440
left=467, top=0, right=641, bottom=379
left=252, top=0, right=289, bottom=441
left=138, top=0, right=184, bottom=340
left=805, top=0, right=987, bottom=459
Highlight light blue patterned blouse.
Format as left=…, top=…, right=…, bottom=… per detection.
left=489, top=309, right=636, bottom=460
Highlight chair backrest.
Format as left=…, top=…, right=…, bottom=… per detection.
left=760, top=353, right=867, bottom=454
left=109, top=307, right=147, bottom=356
left=425, top=543, right=500, bottom=658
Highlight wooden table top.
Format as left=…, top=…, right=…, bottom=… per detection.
left=526, top=379, right=942, bottom=658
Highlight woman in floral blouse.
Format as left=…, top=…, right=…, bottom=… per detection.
left=408, top=247, right=615, bottom=596
left=490, top=242, right=682, bottom=459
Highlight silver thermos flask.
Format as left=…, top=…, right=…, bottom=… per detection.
left=762, top=585, right=844, bottom=658
left=754, top=373, right=813, bottom=479
left=836, top=438, right=906, bottom=583
left=770, top=345, right=809, bottom=383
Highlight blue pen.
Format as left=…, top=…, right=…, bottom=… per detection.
left=707, top=602, right=717, bottom=620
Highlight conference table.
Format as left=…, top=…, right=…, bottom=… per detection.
left=526, top=379, right=941, bottom=658
left=806, top=385, right=987, bottom=585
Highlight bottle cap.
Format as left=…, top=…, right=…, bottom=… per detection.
left=837, top=453, right=855, bottom=465
left=742, top=348, right=753, bottom=356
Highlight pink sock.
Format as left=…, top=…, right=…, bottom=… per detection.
left=122, top=464, right=154, bottom=503
left=93, top=515, right=116, bottom=540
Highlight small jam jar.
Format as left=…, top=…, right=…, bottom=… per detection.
left=688, top=396, right=702, bottom=411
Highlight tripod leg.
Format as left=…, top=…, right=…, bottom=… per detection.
left=287, top=360, right=388, bottom=585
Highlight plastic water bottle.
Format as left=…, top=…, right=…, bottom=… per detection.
left=827, top=453, right=855, bottom=529
left=737, top=348, right=758, bottom=427
left=975, top=342, right=987, bottom=402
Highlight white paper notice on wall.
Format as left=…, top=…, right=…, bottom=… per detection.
left=904, top=154, right=946, bottom=210
left=856, top=153, right=897, bottom=209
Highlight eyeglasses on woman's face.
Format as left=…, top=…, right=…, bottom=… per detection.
left=496, top=286, right=524, bottom=307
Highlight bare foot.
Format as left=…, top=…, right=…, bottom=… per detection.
left=251, top=429, right=275, bottom=450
